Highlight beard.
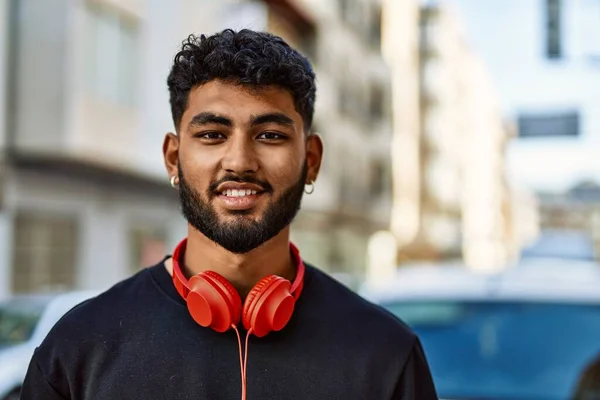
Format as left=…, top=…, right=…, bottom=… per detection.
left=178, top=162, right=307, bottom=254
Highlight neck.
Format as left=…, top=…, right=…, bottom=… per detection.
left=182, top=226, right=296, bottom=298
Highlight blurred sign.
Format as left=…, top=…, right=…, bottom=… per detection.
left=518, top=111, right=580, bottom=138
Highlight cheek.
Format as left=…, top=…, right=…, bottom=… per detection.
left=258, top=144, right=304, bottom=177
left=180, top=146, right=220, bottom=181
left=261, top=154, right=302, bottom=184
left=183, top=147, right=221, bottom=170
left=180, top=165, right=213, bottom=199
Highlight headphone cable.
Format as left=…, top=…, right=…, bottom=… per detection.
left=233, top=325, right=252, bottom=400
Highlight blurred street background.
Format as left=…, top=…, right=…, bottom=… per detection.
left=1, top=0, right=597, bottom=292
left=0, top=0, right=600, bottom=399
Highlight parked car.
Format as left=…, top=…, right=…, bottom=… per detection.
left=361, top=260, right=600, bottom=400
left=0, top=291, right=98, bottom=400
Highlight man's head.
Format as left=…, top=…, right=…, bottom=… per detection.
left=163, top=29, right=322, bottom=254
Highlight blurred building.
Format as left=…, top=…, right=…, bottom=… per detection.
left=382, top=0, right=532, bottom=271
left=442, top=0, right=600, bottom=262
left=0, top=0, right=392, bottom=296
left=0, top=0, right=191, bottom=297
left=445, top=0, right=600, bottom=194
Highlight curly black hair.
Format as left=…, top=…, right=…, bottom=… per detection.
left=167, top=29, right=316, bottom=133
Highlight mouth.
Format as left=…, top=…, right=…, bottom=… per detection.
left=216, top=187, right=267, bottom=211
left=220, top=189, right=260, bottom=197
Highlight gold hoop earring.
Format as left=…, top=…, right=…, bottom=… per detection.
left=304, top=182, right=314, bottom=194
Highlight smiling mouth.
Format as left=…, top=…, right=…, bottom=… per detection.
left=217, top=189, right=267, bottom=211
left=220, top=189, right=260, bottom=197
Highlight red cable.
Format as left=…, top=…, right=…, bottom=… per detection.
left=232, top=326, right=247, bottom=400
left=243, top=329, right=252, bottom=385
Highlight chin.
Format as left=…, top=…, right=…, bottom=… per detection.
left=221, top=209, right=262, bottom=220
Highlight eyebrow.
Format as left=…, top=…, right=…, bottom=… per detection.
left=188, top=111, right=296, bottom=130
left=250, top=113, right=295, bottom=128
left=189, top=112, right=233, bottom=128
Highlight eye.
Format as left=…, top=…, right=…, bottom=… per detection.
left=195, top=131, right=226, bottom=140
left=257, top=131, right=286, bottom=141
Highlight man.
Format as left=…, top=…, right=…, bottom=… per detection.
left=21, top=29, right=438, bottom=399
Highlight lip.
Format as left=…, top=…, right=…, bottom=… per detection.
left=217, top=192, right=265, bottom=211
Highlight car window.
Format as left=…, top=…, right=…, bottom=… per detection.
left=383, top=301, right=600, bottom=400
left=0, top=298, right=48, bottom=346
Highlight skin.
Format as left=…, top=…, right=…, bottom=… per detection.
left=163, top=79, right=323, bottom=297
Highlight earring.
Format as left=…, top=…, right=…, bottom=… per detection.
left=170, top=176, right=179, bottom=188
left=304, top=181, right=314, bottom=194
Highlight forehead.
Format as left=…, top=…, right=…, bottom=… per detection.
left=182, top=80, right=303, bottom=129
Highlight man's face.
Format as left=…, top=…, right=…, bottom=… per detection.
left=163, top=80, right=322, bottom=253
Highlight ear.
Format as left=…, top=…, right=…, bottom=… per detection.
left=305, top=133, right=323, bottom=183
left=163, top=132, right=179, bottom=180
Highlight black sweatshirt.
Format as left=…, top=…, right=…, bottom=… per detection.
left=21, top=258, right=438, bottom=399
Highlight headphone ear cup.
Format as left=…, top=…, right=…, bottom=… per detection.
left=242, top=276, right=295, bottom=337
left=242, top=276, right=277, bottom=330
left=187, top=272, right=242, bottom=332
left=203, top=271, right=243, bottom=323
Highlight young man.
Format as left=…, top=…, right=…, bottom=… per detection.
left=21, top=29, right=438, bottom=399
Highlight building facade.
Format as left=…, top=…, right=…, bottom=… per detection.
left=0, top=0, right=392, bottom=296
left=383, top=0, right=531, bottom=271
left=441, top=0, right=600, bottom=262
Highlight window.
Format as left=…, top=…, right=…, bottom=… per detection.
left=12, top=212, right=79, bottom=294
left=546, top=0, right=562, bottom=59
left=518, top=111, right=579, bottom=137
left=338, top=0, right=351, bottom=22
left=338, top=79, right=352, bottom=115
left=370, top=6, right=382, bottom=48
left=85, top=2, right=139, bottom=107
left=0, top=298, right=46, bottom=345
left=370, top=160, right=388, bottom=196
left=338, top=75, right=366, bottom=119
left=382, top=301, right=600, bottom=400
left=338, top=0, right=362, bottom=31
left=370, top=84, right=384, bottom=122
left=420, top=6, right=441, bottom=56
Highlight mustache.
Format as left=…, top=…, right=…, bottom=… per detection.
left=208, top=175, right=273, bottom=194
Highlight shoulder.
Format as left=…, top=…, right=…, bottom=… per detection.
left=303, top=264, right=417, bottom=342
left=300, top=265, right=423, bottom=382
left=57, top=267, right=155, bottom=327
left=28, top=263, right=167, bottom=396
left=34, top=263, right=162, bottom=361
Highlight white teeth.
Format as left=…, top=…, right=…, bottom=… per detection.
left=222, top=189, right=257, bottom=197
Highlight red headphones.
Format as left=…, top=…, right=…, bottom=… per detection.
left=171, top=238, right=305, bottom=338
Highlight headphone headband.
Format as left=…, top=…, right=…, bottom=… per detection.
left=171, top=238, right=306, bottom=301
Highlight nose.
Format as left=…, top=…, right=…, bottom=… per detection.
left=221, top=134, right=259, bottom=174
